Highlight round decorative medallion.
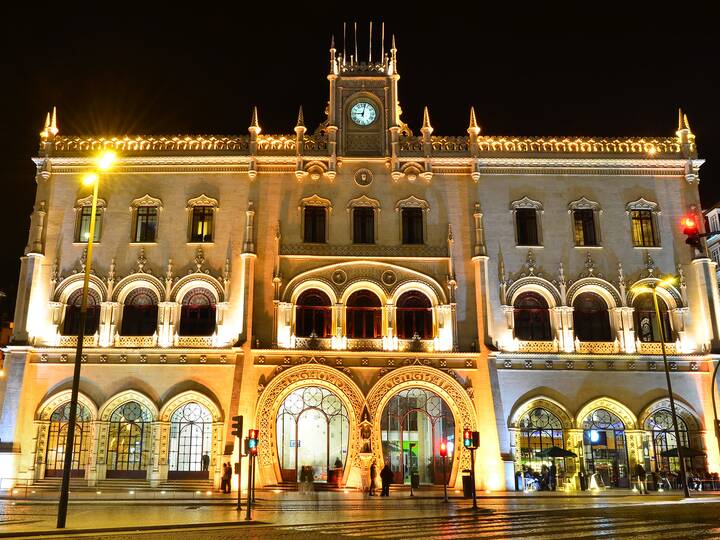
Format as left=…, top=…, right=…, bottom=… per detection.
left=332, top=270, right=347, bottom=285
left=381, top=270, right=396, bottom=286
left=354, top=168, right=373, bottom=187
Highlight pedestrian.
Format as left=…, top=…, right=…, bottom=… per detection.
left=220, top=463, right=228, bottom=493
left=369, top=460, right=377, bottom=496
left=201, top=452, right=210, bottom=472
left=549, top=462, right=557, bottom=491
left=380, top=462, right=393, bottom=497
left=540, top=465, right=549, bottom=491
left=222, top=461, right=232, bottom=493
left=634, top=463, right=648, bottom=494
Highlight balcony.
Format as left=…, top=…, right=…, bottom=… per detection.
left=637, top=341, right=678, bottom=355
left=575, top=341, right=620, bottom=354
left=174, top=336, right=215, bottom=348
left=58, top=335, right=97, bottom=347
left=515, top=340, right=558, bottom=353
left=115, top=335, right=157, bottom=348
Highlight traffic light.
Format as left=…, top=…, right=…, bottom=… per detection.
left=471, top=431, right=480, bottom=449
left=231, top=415, right=243, bottom=438
left=247, top=429, right=259, bottom=455
left=682, top=216, right=701, bottom=249
left=463, top=428, right=472, bottom=448
left=439, top=441, right=447, bottom=458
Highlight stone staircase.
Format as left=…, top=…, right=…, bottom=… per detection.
left=30, top=477, right=215, bottom=494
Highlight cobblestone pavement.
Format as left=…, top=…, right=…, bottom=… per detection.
left=3, top=495, right=720, bottom=539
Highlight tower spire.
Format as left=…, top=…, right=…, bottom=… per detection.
left=677, top=107, right=684, bottom=132
left=467, top=106, right=480, bottom=136
left=369, top=21, right=372, bottom=63
left=354, top=21, right=358, bottom=64
left=50, top=106, right=58, bottom=136
left=422, top=106, right=432, bottom=131
left=296, top=105, right=305, bottom=128
left=249, top=106, right=261, bottom=134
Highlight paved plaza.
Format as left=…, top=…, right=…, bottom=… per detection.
left=3, top=490, right=720, bottom=539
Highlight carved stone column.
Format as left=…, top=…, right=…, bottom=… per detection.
left=148, top=421, right=163, bottom=486
left=47, top=301, right=65, bottom=345
left=472, top=204, right=486, bottom=256
left=25, top=201, right=47, bottom=255
left=613, top=307, right=636, bottom=353
left=157, top=301, right=178, bottom=348
left=214, top=301, right=230, bottom=346
left=98, top=301, right=120, bottom=348
left=625, top=430, right=645, bottom=481
left=275, top=302, right=293, bottom=348
left=553, top=306, right=575, bottom=353
left=95, top=421, right=110, bottom=481
left=566, top=428, right=584, bottom=488
left=157, top=421, right=170, bottom=483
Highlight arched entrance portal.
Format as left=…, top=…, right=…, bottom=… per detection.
left=168, top=402, right=214, bottom=479
left=45, top=402, right=93, bottom=478
left=380, top=388, right=455, bottom=485
left=582, top=408, right=629, bottom=488
left=276, top=386, right=350, bottom=483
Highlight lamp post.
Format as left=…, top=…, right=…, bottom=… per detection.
left=631, top=278, right=690, bottom=498
left=57, top=151, right=115, bottom=529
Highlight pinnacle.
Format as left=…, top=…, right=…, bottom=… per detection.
left=422, top=106, right=432, bottom=130
left=296, top=106, right=305, bottom=128
left=469, top=106, right=478, bottom=129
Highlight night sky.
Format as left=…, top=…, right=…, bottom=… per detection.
left=0, top=6, right=717, bottom=319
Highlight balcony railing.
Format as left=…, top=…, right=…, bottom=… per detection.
left=58, top=335, right=97, bottom=347
left=637, top=341, right=678, bottom=355
left=115, top=335, right=157, bottom=348
left=515, top=340, right=558, bottom=353
left=174, top=336, right=215, bottom=348
left=575, top=341, right=619, bottom=354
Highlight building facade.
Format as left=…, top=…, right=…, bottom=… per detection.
left=2, top=38, right=719, bottom=491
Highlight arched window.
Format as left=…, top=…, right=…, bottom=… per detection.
left=518, top=408, right=565, bottom=475
left=582, top=408, right=629, bottom=488
left=179, top=288, right=216, bottom=336
left=381, top=388, right=455, bottom=485
left=514, top=292, right=552, bottom=341
left=120, top=288, right=159, bottom=336
left=644, top=409, right=702, bottom=473
left=346, top=290, right=382, bottom=339
left=396, top=291, right=433, bottom=339
left=276, top=387, right=349, bottom=483
left=106, top=401, right=153, bottom=478
left=168, top=402, right=214, bottom=479
left=295, top=289, right=332, bottom=338
left=62, top=289, right=101, bottom=336
left=572, top=292, right=612, bottom=342
left=45, top=402, right=92, bottom=478
left=633, top=293, right=673, bottom=343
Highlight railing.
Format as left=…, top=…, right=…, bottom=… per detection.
left=515, top=340, right=558, bottom=353
left=57, top=335, right=97, bottom=347
left=575, top=341, right=619, bottom=354
left=637, top=342, right=678, bottom=355
left=293, top=337, right=333, bottom=350
left=346, top=338, right=384, bottom=352
left=115, top=335, right=157, bottom=348
left=174, top=336, right=214, bottom=348
left=397, top=339, right=434, bottom=353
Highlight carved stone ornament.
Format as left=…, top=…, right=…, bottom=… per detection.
left=332, top=269, right=347, bottom=285
left=187, top=193, right=219, bottom=208
left=381, top=270, right=397, bottom=286
left=354, top=168, right=373, bottom=187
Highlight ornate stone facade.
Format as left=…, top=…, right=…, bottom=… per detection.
left=1, top=35, right=718, bottom=493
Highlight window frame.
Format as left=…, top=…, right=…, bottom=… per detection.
left=347, top=195, right=381, bottom=245
left=299, top=194, right=332, bottom=244
left=130, top=194, right=162, bottom=244
left=510, top=197, right=543, bottom=247
left=74, top=195, right=106, bottom=244
left=626, top=198, right=661, bottom=248
left=186, top=194, right=219, bottom=244
left=568, top=197, right=602, bottom=247
left=396, top=196, right=429, bottom=245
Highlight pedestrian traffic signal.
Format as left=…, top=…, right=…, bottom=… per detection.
left=682, top=216, right=701, bottom=249
left=231, top=415, right=243, bottom=438
left=248, top=429, right=259, bottom=455
left=463, top=428, right=472, bottom=448
left=471, top=431, right=480, bottom=449
left=439, top=441, right=447, bottom=457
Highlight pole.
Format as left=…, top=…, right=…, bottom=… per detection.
left=442, top=455, right=448, bottom=503
left=470, top=448, right=478, bottom=511
left=245, top=451, right=253, bottom=520
left=236, top=454, right=243, bottom=510
left=251, top=454, right=256, bottom=505
left=653, top=284, right=690, bottom=498
left=57, top=176, right=100, bottom=529
left=711, top=360, right=720, bottom=459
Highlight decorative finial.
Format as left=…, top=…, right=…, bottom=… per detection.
left=50, top=106, right=58, bottom=136
left=391, top=34, right=396, bottom=51
left=422, top=106, right=432, bottom=130
left=108, top=258, right=116, bottom=282
left=79, top=247, right=87, bottom=273
left=558, top=262, right=566, bottom=285
left=194, top=247, right=205, bottom=273
left=165, top=258, right=174, bottom=282
left=526, top=249, right=536, bottom=275
left=469, top=106, right=478, bottom=129
left=677, top=107, right=684, bottom=132
left=249, top=106, right=261, bottom=134
left=136, top=248, right=147, bottom=273
left=330, top=34, right=335, bottom=51
left=296, top=106, right=305, bottom=128
left=40, top=112, right=51, bottom=139
left=645, top=251, right=656, bottom=276
left=584, top=251, right=595, bottom=276
left=683, top=113, right=692, bottom=132
left=499, top=251, right=506, bottom=283
left=617, top=262, right=625, bottom=287
left=224, top=258, right=231, bottom=282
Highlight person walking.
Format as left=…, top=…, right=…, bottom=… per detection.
left=369, top=461, right=377, bottom=496
left=635, top=463, right=648, bottom=494
left=201, top=452, right=210, bottom=472
left=380, top=462, right=393, bottom=497
left=220, top=463, right=228, bottom=493
left=549, top=462, right=557, bottom=491
left=222, top=461, right=232, bottom=493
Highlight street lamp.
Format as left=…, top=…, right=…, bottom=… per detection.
left=630, top=276, right=690, bottom=498
left=57, top=151, right=116, bottom=529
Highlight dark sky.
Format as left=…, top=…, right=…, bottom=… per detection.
left=0, top=5, right=717, bottom=318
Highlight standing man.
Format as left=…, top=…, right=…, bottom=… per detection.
left=223, top=462, right=232, bottom=493
left=549, top=462, right=557, bottom=491
left=220, top=463, right=228, bottom=493
left=380, top=462, right=393, bottom=497
left=369, top=460, right=377, bottom=496
left=635, top=462, right=648, bottom=494
left=201, top=452, right=210, bottom=472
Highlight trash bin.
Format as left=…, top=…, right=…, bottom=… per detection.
left=462, top=469, right=473, bottom=498
left=411, top=473, right=420, bottom=489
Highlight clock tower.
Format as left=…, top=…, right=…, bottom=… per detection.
left=325, top=34, right=404, bottom=157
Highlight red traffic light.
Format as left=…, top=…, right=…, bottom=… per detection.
left=463, top=428, right=472, bottom=448
left=439, top=441, right=447, bottom=457
left=682, top=216, right=698, bottom=235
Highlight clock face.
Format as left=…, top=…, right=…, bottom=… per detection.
left=350, top=102, right=377, bottom=126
